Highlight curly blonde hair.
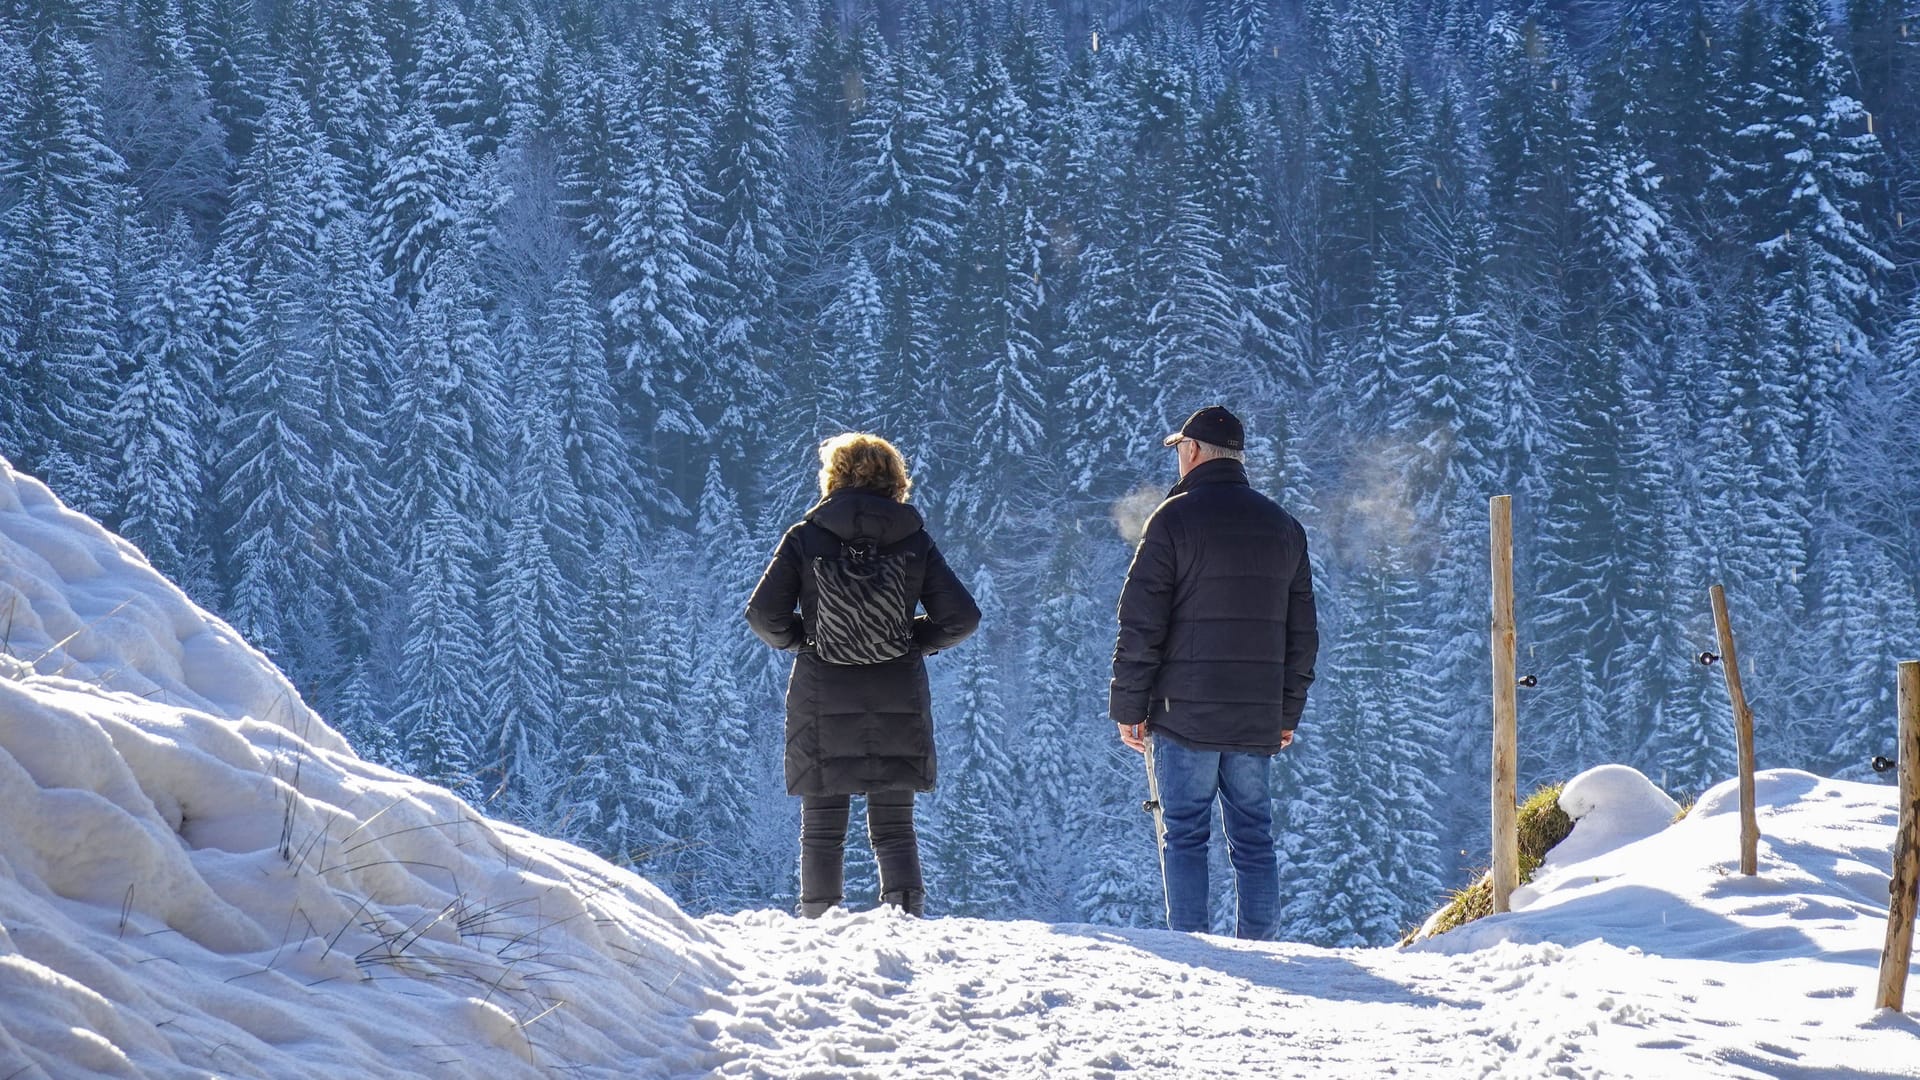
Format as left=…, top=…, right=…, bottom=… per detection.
left=818, top=433, right=912, bottom=502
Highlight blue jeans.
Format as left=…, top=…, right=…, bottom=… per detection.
left=1149, top=734, right=1279, bottom=939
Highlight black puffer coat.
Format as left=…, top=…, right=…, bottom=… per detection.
left=745, top=489, right=980, bottom=796
left=1109, top=458, right=1318, bottom=754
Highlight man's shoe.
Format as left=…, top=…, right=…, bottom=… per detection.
left=879, top=889, right=925, bottom=917
left=796, top=899, right=838, bottom=919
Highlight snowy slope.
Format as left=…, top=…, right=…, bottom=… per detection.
left=0, top=460, right=735, bottom=1078
left=6, top=455, right=1920, bottom=1079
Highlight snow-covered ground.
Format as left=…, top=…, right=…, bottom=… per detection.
left=702, top=768, right=1920, bottom=1079
left=3, top=456, right=1920, bottom=1078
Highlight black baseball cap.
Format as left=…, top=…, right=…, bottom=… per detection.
left=1163, top=406, right=1245, bottom=451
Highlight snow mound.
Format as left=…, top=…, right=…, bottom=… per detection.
left=0, top=459, right=735, bottom=1078
left=1542, top=763, right=1683, bottom=869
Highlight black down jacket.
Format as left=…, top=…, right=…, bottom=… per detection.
left=1109, top=458, right=1318, bottom=754
left=745, top=488, right=980, bottom=796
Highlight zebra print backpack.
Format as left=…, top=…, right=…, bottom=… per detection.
left=809, top=539, right=917, bottom=665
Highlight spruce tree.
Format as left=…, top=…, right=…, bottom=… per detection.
left=557, top=64, right=635, bottom=280
left=395, top=497, right=486, bottom=802
left=210, top=92, right=346, bottom=662
left=1074, top=805, right=1162, bottom=928
left=217, top=253, right=326, bottom=661
left=929, top=572, right=1021, bottom=914
left=0, top=28, right=128, bottom=516
left=485, top=380, right=576, bottom=818
left=623, top=530, right=703, bottom=897
left=854, top=43, right=963, bottom=414
left=387, top=254, right=504, bottom=529
left=415, top=9, right=507, bottom=158
left=371, top=102, right=479, bottom=300
left=1317, top=52, right=1411, bottom=328
left=936, top=636, right=1021, bottom=918
left=682, top=459, right=758, bottom=908
left=1480, top=14, right=1581, bottom=297
left=310, top=0, right=398, bottom=202
left=822, top=251, right=890, bottom=430
left=311, top=210, right=398, bottom=659
left=1058, top=243, right=1150, bottom=499
left=543, top=260, right=654, bottom=538
left=608, top=122, right=715, bottom=466
left=181, top=0, right=264, bottom=161
left=113, top=215, right=210, bottom=590
left=215, top=86, right=337, bottom=290
left=701, top=12, right=787, bottom=443
left=1018, top=529, right=1102, bottom=917
left=944, top=55, right=1051, bottom=522
left=565, top=535, right=684, bottom=866
left=1735, top=0, right=1889, bottom=513
left=1280, top=692, right=1401, bottom=944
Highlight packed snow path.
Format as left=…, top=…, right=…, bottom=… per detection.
left=3, top=456, right=1920, bottom=1078
left=706, top=909, right=1501, bottom=1077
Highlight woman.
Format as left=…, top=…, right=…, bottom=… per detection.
left=745, top=433, right=980, bottom=917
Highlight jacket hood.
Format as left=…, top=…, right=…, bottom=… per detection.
left=806, top=488, right=925, bottom=545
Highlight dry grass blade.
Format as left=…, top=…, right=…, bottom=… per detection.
left=520, top=999, right=565, bottom=1028
left=338, top=818, right=468, bottom=858
left=323, top=895, right=376, bottom=961
left=317, top=858, right=462, bottom=895
left=334, top=795, right=410, bottom=848
left=30, top=597, right=137, bottom=668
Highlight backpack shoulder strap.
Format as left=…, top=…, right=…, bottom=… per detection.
left=792, top=521, right=839, bottom=560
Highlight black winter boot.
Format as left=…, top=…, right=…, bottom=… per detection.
left=879, top=888, right=926, bottom=917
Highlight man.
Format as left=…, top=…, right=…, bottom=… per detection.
left=1110, top=405, right=1317, bottom=940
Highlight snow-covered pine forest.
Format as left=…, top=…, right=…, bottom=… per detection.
left=1, top=0, right=1916, bottom=943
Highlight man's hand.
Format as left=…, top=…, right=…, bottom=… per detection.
left=1118, top=723, right=1147, bottom=753
left=1279, top=730, right=1294, bottom=750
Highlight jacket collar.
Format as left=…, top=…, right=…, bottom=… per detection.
left=1169, top=457, right=1249, bottom=497
left=805, top=487, right=924, bottom=544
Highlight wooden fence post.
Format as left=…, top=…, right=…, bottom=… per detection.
left=1709, top=585, right=1760, bottom=876
left=1491, top=496, right=1519, bottom=913
left=1876, top=660, right=1920, bottom=1011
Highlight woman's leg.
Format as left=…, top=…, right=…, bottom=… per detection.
left=798, top=795, right=851, bottom=917
left=867, top=790, right=924, bottom=915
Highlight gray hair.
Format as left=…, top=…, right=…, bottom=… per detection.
left=1189, top=439, right=1245, bottom=464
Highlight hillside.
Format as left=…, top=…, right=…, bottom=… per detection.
left=0, top=459, right=733, bottom=1076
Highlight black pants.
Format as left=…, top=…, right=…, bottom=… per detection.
left=799, top=790, right=923, bottom=913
